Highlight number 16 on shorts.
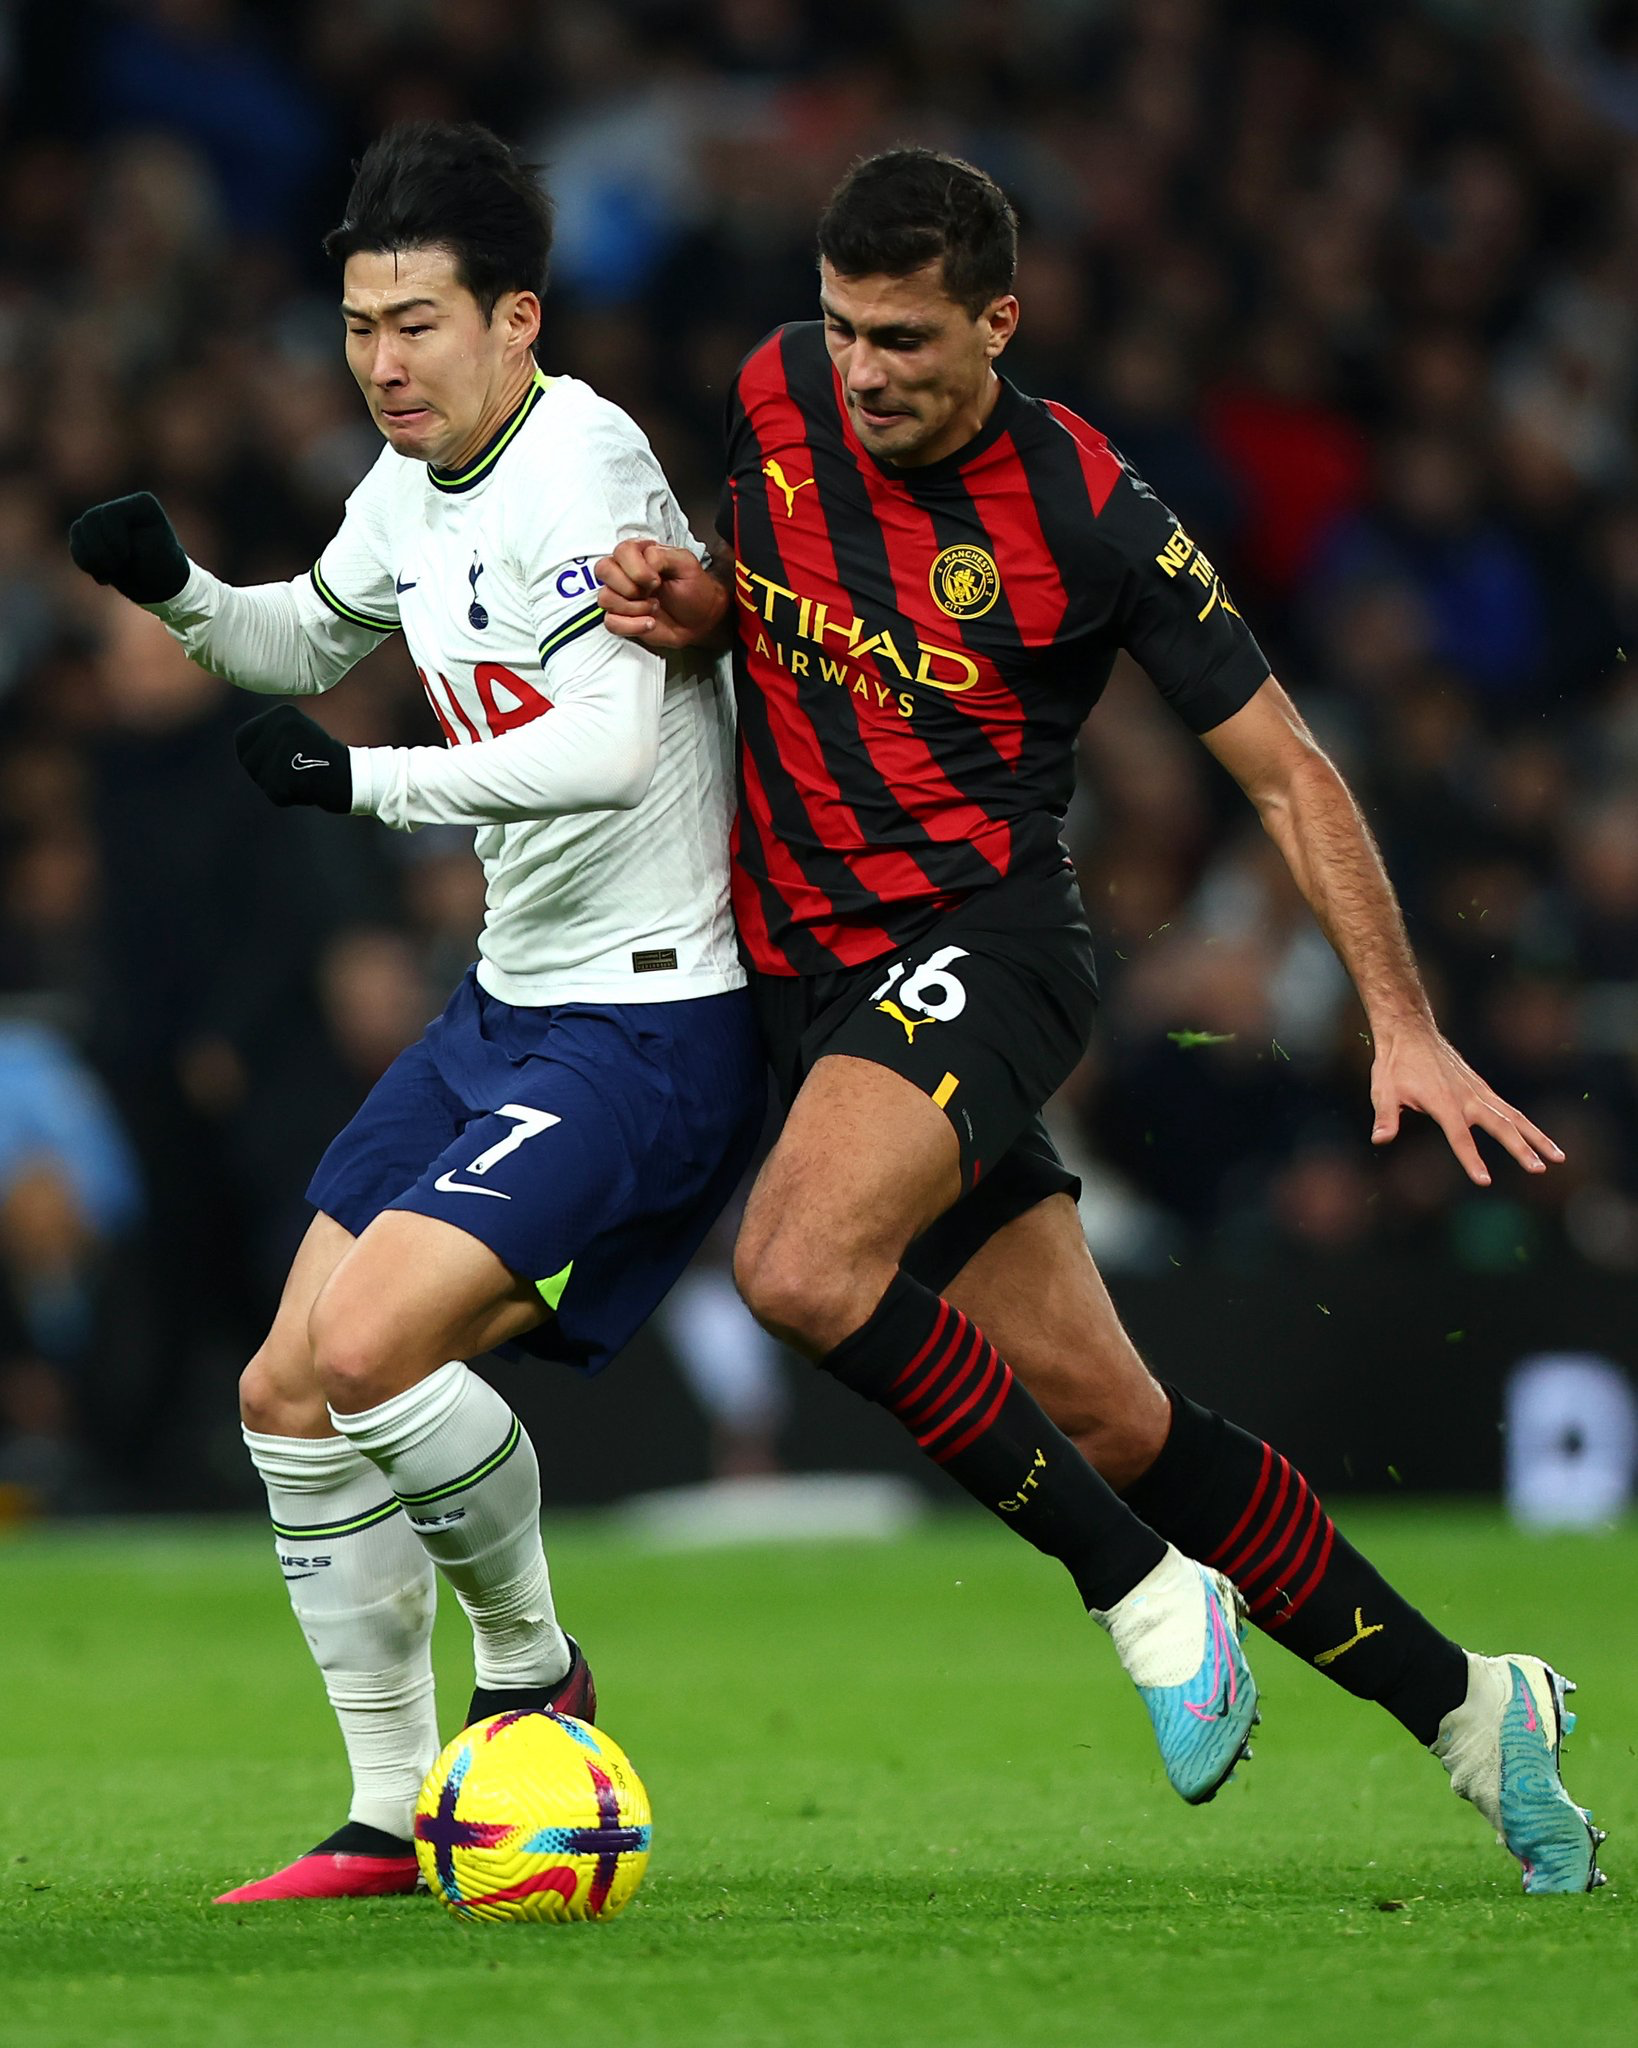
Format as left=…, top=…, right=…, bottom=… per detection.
left=870, top=945, right=971, bottom=1044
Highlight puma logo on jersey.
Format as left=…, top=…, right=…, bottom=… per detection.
left=763, top=459, right=815, bottom=517
left=877, top=999, right=937, bottom=1044
left=1313, top=1608, right=1385, bottom=1668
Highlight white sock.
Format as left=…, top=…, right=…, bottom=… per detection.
left=329, top=1361, right=569, bottom=1692
left=1088, top=1545, right=1210, bottom=1685
left=244, top=1427, right=439, bottom=1841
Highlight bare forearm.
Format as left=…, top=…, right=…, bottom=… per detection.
left=1202, top=677, right=1560, bottom=1178
left=1257, top=756, right=1433, bottom=1034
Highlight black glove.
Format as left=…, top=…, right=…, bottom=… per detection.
left=68, top=492, right=190, bottom=604
left=235, top=703, right=353, bottom=813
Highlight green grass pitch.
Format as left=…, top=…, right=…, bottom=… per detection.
left=1, top=1506, right=1632, bottom=2047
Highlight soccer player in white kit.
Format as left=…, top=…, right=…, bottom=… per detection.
left=69, top=122, right=764, bottom=1901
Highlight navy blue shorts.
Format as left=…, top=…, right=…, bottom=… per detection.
left=307, top=971, right=765, bottom=1373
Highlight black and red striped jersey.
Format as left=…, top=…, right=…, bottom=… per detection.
left=718, top=321, right=1272, bottom=977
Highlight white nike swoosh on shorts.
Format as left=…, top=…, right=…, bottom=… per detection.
left=433, top=1171, right=512, bottom=1200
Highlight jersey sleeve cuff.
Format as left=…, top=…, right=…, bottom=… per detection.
left=1179, top=647, right=1274, bottom=734
left=143, top=557, right=213, bottom=624
left=348, top=746, right=382, bottom=817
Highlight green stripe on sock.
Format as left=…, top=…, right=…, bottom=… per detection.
left=394, top=1415, right=522, bottom=1509
left=269, top=1496, right=402, bottom=1543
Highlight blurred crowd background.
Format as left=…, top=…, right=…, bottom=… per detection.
left=2, top=0, right=1638, bottom=1513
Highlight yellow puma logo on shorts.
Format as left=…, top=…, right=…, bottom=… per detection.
left=876, top=999, right=935, bottom=1045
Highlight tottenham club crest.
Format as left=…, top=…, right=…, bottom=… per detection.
left=929, top=544, right=1000, bottom=620
left=468, top=554, right=489, bottom=630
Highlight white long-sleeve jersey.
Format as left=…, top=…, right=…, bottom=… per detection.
left=148, top=369, right=743, bottom=1007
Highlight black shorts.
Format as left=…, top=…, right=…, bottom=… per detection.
left=753, top=864, right=1095, bottom=1259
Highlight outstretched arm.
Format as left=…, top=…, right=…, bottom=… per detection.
left=1201, top=675, right=1564, bottom=1185
left=70, top=491, right=386, bottom=697
left=151, top=564, right=387, bottom=697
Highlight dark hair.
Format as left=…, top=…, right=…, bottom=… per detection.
left=816, top=148, right=1017, bottom=315
left=324, top=121, right=553, bottom=320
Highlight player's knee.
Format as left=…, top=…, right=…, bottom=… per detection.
left=1072, top=1411, right=1168, bottom=1493
left=239, top=1342, right=329, bottom=1438
left=1055, top=1370, right=1170, bottom=1492
left=306, top=1294, right=407, bottom=1416
left=732, top=1225, right=878, bottom=1355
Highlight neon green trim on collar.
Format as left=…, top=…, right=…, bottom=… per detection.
left=428, top=368, right=551, bottom=494
left=536, top=1260, right=573, bottom=1312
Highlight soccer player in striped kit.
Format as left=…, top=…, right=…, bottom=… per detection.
left=598, top=148, right=1604, bottom=1894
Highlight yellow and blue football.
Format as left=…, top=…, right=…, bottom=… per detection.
left=414, top=1709, right=651, bottom=1924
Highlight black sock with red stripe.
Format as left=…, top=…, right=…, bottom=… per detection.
left=1121, top=1387, right=1468, bottom=1743
left=821, top=1272, right=1168, bottom=1610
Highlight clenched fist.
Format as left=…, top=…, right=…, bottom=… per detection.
left=235, top=703, right=352, bottom=814
left=68, top=492, right=190, bottom=605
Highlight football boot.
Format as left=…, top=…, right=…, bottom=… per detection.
left=213, top=1820, right=419, bottom=1905
left=1092, top=1547, right=1259, bottom=1804
left=215, top=1637, right=596, bottom=1902
left=464, top=1634, right=597, bottom=1732
left=1434, top=1652, right=1606, bottom=1894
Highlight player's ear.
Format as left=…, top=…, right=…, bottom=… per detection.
left=499, top=288, right=542, bottom=353
left=983, top=295, right=1019, bottom=360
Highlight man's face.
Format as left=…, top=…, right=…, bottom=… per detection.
left=819, top=257, right=1018, bottom=468
left=341, top=246, right=532, bottom=467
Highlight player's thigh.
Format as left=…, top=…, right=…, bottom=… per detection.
left=742, top=914, right=1092, bottom=1330
left=735, top=1052, right=963, bottom=1334
left=755, top=912, right=1094, bottom=1217
left=240, top=1211, right=357, bottom=1436
left=311, top=992, right=763, bottom=1396
left=943, top=1194, right=1169, bottom=1483
left=304, top=1012, right=467, bottom=1252
left=309, top=1208, right=544, bottom=1410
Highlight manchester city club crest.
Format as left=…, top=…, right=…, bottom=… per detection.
left=929, top=544, right=1000, bottom=620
